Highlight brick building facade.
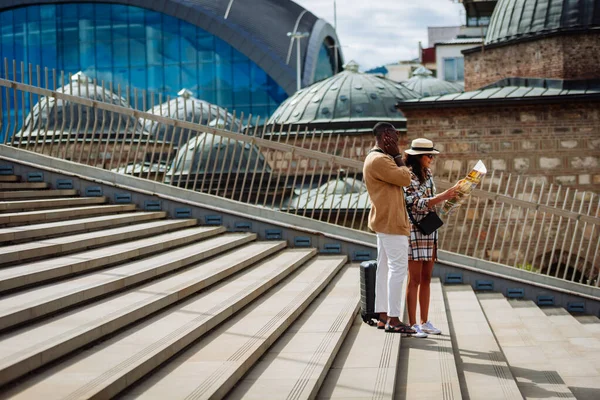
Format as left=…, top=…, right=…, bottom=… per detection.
left=398, top=100, right=600, bottom=193
left=393, top=0, right=600, bottom=268
left=464, top=32, right=600, bottom=91
left=397, top=0, right=600, bottom=195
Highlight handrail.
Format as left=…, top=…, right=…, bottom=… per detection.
left=0, top=78, right=364, bottom=171
left=0, top=62, right=597, bottom=287
left=1, top=75, right=594, bottom=225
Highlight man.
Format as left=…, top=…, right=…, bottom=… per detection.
left=363, top=122, right=415, bottom=334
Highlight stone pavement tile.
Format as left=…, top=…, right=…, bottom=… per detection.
left=454, top=334, right=500, bottom=353
left=228, top=378, right=321, bottom=400
left=331, top=327, right=396, bottom=369
left=501, top=345, right=549, bottom=366
left=395, top=382, right=460, bottom=400
left=318, top=367, right=395, bottom=399
left=562, top=376, right=600, bottom=400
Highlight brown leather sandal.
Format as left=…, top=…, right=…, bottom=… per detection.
left=384, top=322, right=416, bottom=334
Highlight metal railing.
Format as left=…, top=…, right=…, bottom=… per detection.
left=0, top=60, right=598, bottom=287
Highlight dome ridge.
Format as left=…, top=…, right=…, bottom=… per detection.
left=267, top=68, right=419, bottom=128
left=485, top=0, right=600, bottom=45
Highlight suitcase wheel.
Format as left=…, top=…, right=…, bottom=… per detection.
left=361, top=314, right=376, bottom=326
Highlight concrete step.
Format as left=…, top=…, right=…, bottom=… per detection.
left=0, top=189, right=77, bottom=200
left=542, top=307, right=600, bottom=371
left=0, top=211, right=165, bottom=243
left=395, top=278, right=462, bottom=400
left=2, top=248, right=317, bottom=400
left=317, top=278, right=407, bottom=400
left=573, top=314, right=600, bottom=333
left=0, top=225, right=226, bottom=293
left=0, top=229, right=247, bottom=331
left=443, top=285, right=522, bottom=400
left=229, top=264, right=358, bottom=400
left=0, top=182, right=49, bottom=191
left=124, top=256, right=350, bottom=400
left=509, top=300, right=600, bottom=399
left=0, top=197, right=106, bottom=213
left=477, top=292, right=576, bottom=399
left=0, top=218, right=197, bottom=266
left=541, top=306, right=600, bottom=337
left=0, top=204, right=137, bottom=226
left=0, top=175, right=20, bottom=182
left=0, top=241, right=286, bottom=387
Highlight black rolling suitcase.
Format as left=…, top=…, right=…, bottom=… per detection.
left=360, top=260, right=379, bottom=326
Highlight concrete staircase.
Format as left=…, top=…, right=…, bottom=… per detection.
left=0, top=172, right=598, bottom=400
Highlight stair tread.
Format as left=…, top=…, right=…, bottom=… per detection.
left=0, top=241, right=286, bottom=387
left=0, top=229, right=246, bottom=331
left=0, top=204, right=137, bottom=225
left=0, top=225, right=224, bottom=292
left=0, top=218, right=197, bottom=266
left=124, top=256, right=350, bottom=400
left=0, top=182, right=48, bottom=190
left=0, top=197, right=106, bottom=212
left=0, top=189, right=78, bottom=199
left=2, top=248, right=316, bottom=400
left=395, top=278, right=462, bottom=400
left=507, top=300, right=600, bottom=398
left=477, top=292, right=577, bottom=399
left=573, top=315, right=600, bottom=332
left=0, top=211, right=166, bottom=242
left=316, top=277, right=408, bottom=400
left=444, top=285, right=522, bottom=400
left=541, top=307, right=600, bottom=336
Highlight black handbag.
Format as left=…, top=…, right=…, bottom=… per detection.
left=407, top=208, right=443, bottom=236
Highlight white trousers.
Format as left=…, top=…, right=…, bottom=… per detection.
left=375, top=233, right=408, bottom=318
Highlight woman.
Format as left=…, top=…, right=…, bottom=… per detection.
left=403, top=138, right=456, bottom=338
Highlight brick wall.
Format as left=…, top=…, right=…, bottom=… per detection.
left=400, top=102, right=600, bottom=193
left=264, top=134, right=373, bottom=174
left=464, top=32, right=600, bottom=91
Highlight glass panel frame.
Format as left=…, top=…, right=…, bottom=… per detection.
left=0, top=2, right=289, bottom=128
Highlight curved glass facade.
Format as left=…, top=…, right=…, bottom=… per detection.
left=0, top=3, right=288, bottom=122
left=314, top=42, right=336, bottom=83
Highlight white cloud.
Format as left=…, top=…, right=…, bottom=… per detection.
left=293, top=0, right=465, bottom=70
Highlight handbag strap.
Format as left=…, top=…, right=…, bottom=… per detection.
left=403, top=186, right=435, bottom=225
left=403, top=175, right=435, bottom=225
left=405, top=201, right=420, bottom=226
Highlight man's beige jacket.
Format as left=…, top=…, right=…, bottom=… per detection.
left=363, top=150, right=412, bottom=236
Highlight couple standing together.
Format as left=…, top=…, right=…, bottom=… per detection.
left=363, top=122, right=457, bottom=337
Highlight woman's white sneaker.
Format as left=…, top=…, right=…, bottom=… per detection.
left=411, top=324, right=428, bottom=338
left=420, top=321, right=441, bottom=335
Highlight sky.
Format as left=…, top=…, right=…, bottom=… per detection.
left=293, top=0, right=465, bottom=71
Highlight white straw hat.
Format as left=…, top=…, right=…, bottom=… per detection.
left=404, top=138, right=440, bottom=155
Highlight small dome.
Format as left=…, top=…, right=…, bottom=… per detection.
left=17, top=71, right=139, bottom=138
left=486, top=0, right=600, bottom=45
left=282, top=178, right=370, bottom=210
left=166, top=132, right=270, bottom=182
left=403, top=67, right=464, bottom=97
left=111, top=162, right=168, bottom=175
left=144, top=89, right=241, bottom=145
left=267, top=61, right=419, bottom=129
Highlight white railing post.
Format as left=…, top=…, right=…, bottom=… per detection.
left=1, top=69, right=599, bottom=287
